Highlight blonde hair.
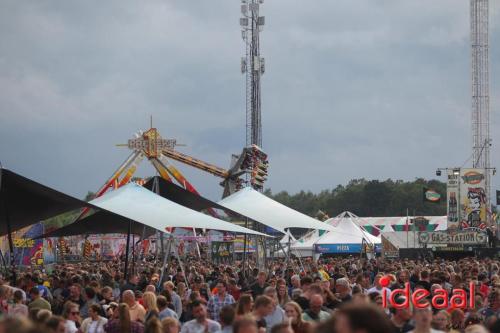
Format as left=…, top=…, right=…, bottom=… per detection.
left=284, top=301, right=304, bottom=325
left=164, top=281, right=175, bottom=290
left=162, top=317, right=181, bottom=333
left=143, top=291, right=159, bottom=312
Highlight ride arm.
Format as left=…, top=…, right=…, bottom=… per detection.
left=161, top=149, right=229, bottom=179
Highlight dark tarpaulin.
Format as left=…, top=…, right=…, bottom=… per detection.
left=0, top=168, right=88, bottom=236
left=36, top=210, right=156, bottom=238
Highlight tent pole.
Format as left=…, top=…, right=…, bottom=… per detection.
left=158, top=232, right=170, bottom=289
left=242, top=217, right=248, bottom=278
left=171, top=234, right=189, bottom=289
left=0, top=249, right=7, bottom=276
left=124, top=219, right=132, bottom=282
left=132, top=234, right=136, bottom=275
left=1, top=173, right=16, bottom=285
left=192, top=228, right=201, bottom=259
left=287, top=229, right=292, bottom=265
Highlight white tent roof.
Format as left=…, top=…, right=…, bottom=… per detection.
left=316, top=212, right=381, bottom=245
left=90, top=184, right=267, bottom=236
left=218, top=187, right=337, bottom=233
left=279, top=230, right=296, bottom=244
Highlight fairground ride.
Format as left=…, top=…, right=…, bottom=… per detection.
left=76, top=126, right=269, bottom=221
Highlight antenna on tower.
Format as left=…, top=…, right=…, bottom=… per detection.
left=240, top=0, right=265, bottom=148
left=470, top=0, right=492, bottom=224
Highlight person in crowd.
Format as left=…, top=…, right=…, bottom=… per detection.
left=270, top=323, right=293, bottom=333
left=334, top=278, right=352, bottom=303
left=161, top=317, right=181, bottom=333
left=36, top=309, right=53, bottom=325
left=284, top=302, right=313, bottom=333
left=289, top=276, right=301, bottom=297
left=389, top=296, right=414, bottom=333
left=207, top=280, right=235, bottom=322
left=180, top=300, right=221, bottom=333
left=28, top=286, right=51, bottom=312
left=104, top=303, right=144, bottom=333
left=103, top=302, right=118, bottom=320
left=252, top=295, right=275, bottom=331
left=464, top=325, right=489, bottom=333
left=263, top=287, right=286, bottom=332
left=123, top=290, right=146, bottom=323
left=157, top=295, right=178, bottom=320
left=143, top=291, right=160, bottom=323
left=236, top=294, right=254, bottom=319
left=251, top=273, right=269, bottom=299
left=408, top=305, right=444, bottom=333
left=432, top=310, right=459, bottom=333
left=276, top=284, right=290, bottom=308
left=450, top=309, right=465, bottom=332
left=219, top=304, right=236, bottom=333
left=100, top=286, right=115, bottom=306
left=9, top=289, right=29, bottom=317
left=163, top=281, right=183, bottom=319
left=81, top=303, right=108, bottom=333
left=62, top=301, right=81, bottom=333
left=144, top=317, right=162, bottom=333
left=233, top=317, right=259, bottom=333
left=301, top=294, right=329, bottom=323
left=367, top=273, right=391, bottom=300
left=45, top=315, right=67, bottom=333
left=81, top=287, right=99, bottom=318
left=332, top=303, right=395, bottom=333
left=67, top=284, right=85, bottom=309
left=228, top=279, right=242, bottom=302
left=479, top=289, right=499, bottom=320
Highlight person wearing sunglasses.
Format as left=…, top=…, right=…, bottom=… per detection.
left=63, top=301, right=81, bottom=333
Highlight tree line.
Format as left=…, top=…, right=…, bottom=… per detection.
left=264, top=178, right=447, bottom=218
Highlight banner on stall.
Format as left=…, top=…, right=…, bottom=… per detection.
left=418, top=230, right=487, bottom=245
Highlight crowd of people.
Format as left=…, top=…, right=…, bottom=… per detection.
left=0, top=255, right=498, bottom=333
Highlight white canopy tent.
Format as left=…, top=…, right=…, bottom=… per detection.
left=89, top=183, right=268, bottom=236
left=218, top=187, right=337, bottom=233
left=277, top=229, right=322, bottom=258
left=314, top=212, right=381, bottom=254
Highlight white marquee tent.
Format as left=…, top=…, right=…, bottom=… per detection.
left=218, top=187, right=337, bottom=233
left=315, top=212, right=381, bottom=254
left=89, top=183, right=268, bottom=236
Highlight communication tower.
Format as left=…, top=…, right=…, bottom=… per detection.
left=240, top=0, right=265, bottom=148
left=470, top=0, right=492, bottom=223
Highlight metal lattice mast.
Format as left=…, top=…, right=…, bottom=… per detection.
left=241, top=0, right=265, bottom=147
left=470, top=0, right=491, bottom=222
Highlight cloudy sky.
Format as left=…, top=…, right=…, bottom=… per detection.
left=1, top=0, right=499, bottom=202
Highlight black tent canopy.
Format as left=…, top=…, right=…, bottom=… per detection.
left=143, top=176, right=241, bottom=216
left=37, top=210, right=156, bottom=238
left=0, top=168, right=89, bottom=236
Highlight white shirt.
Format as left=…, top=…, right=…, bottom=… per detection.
left=82, top=317, right=108, bottom=333
left=367, top=286, right=390, bottom=299
left=181, top=319, right=221, bottom=333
